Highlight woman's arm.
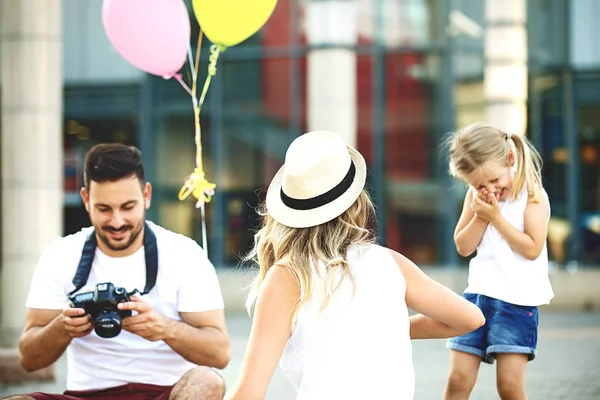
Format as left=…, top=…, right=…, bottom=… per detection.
left=389, top=250, right=485, bottom=339
left=225, top=265, right=299, bottom=400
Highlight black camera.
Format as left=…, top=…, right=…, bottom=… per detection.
left=69, top=282, right=132, bottom=339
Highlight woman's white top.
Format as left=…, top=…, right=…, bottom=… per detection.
left=279, top=244, right=415, bottom=400
left=466, top=187, right=555, bottom=306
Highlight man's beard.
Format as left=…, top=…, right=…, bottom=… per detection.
left=96, top=218, right=144, bottom=252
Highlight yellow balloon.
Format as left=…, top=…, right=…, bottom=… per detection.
left=192, top=0, right=278, bottom=48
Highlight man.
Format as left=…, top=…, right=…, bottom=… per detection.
left=5, top=144, right=230, bottom=400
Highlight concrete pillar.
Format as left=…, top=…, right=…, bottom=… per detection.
left=306, top=0, right=357, bottom=147
left=484, top=0, right=527, bottom=134
left=1, top=0, right=63, bottom=348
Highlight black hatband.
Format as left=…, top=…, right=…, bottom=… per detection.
left=280, top=161, right=356, bottom=211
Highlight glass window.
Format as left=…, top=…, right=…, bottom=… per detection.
left=527, top=0, right=569, bottom=69
left=358, top=49, right=449, bottom=265
left=218, top=56, right=306, bottom=265
left=384, top=53, right=448, bottom=265
left=578, top=103, right=600, bottom=263
left=357, top=0, right=438, bottom=47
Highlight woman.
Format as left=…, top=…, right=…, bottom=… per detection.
left=226, top=131, right=485, bottom=399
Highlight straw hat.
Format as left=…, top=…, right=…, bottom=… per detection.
left=266, top=131, right=367, bottom=228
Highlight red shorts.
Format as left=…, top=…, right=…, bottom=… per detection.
left=27, top=383, right=173, bottom=400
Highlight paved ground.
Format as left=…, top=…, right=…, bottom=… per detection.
left=1, top=311, right=599, bottom=399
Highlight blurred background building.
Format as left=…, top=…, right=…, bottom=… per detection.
left=1, top=0, right=599, bottom=353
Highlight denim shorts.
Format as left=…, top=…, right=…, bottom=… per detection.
left=446, top=292, right=539, bottom=364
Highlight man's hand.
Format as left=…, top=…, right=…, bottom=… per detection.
left=62, top=307, right=93, bottom=338
left=119, top=296, right=174, bottom=341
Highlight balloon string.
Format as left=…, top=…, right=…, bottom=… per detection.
left=198, top=45, right=221, bottom=114
left=191, top=32, right=204, bottom=170
left=177, top=36, right=217, bottom=209
left=200, top=201, right=208, bottom=255
left=182, top=32, right=209, bottom=255
left=192, top=31, right=203, bottom=93
left=187, top=44, right=195, bottom=83
left=173, top=74, right=194, bottom=99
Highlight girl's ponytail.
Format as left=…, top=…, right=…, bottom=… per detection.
left=508, top=133, right=543, bottom=201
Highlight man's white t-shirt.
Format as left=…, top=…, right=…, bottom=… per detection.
left=25, top=221, right=225, bottom=391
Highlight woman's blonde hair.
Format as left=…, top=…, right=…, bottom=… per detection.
left=447, top=122, right=544, bottom=201
left=244, top=190, right=376, bottom=321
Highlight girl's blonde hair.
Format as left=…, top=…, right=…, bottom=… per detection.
left=244, top=190, right=376, bottom=321
left=447, top=122, right=544, bottom=201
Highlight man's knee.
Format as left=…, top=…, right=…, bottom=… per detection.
left=182, top=366, right=225, bottom=390
left=171, top=366, right=225, bottom=399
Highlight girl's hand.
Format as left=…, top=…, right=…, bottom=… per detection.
left=478, top=188, right=495, bottom=204
left=471, top=192, right=500, bottom=222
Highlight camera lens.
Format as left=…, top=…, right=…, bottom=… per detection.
left=94, top=310, right=123, bottom=338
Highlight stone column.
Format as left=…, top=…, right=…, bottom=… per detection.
left=1, top=0, right=63, bottom=350
left=484, top=0, right=527, bottom=134
left=306, top=0, right=357, bottom=147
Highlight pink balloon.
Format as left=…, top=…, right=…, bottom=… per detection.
left=102, top=0, right=190, bottom=77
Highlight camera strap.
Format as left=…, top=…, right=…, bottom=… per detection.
left=68, top=222, right=158, bottom=296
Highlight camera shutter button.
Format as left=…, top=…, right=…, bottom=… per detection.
left=115, top=287, right=125, bottom=295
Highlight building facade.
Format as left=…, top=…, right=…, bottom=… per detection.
left=4, top=0, right=600, bottom=267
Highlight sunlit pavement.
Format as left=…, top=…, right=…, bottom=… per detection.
left=2, top=311, right=599, bottom=399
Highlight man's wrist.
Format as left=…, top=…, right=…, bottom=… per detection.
left=161, top=317, right=179, bottom=341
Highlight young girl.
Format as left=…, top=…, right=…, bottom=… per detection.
left=444, top=122, right=555, bottom=400
left=225, top=130, right=485, bottom=400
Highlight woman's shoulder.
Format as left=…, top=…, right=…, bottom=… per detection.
left=359, top=245, right=415, bottom=276
left=349, top=242, right=392, bottom=260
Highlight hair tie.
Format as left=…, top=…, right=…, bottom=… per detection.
left=506, top=132, right=512, bottom=140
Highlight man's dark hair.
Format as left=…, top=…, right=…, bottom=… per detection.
left=83, top=143, right=145, bottom=191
